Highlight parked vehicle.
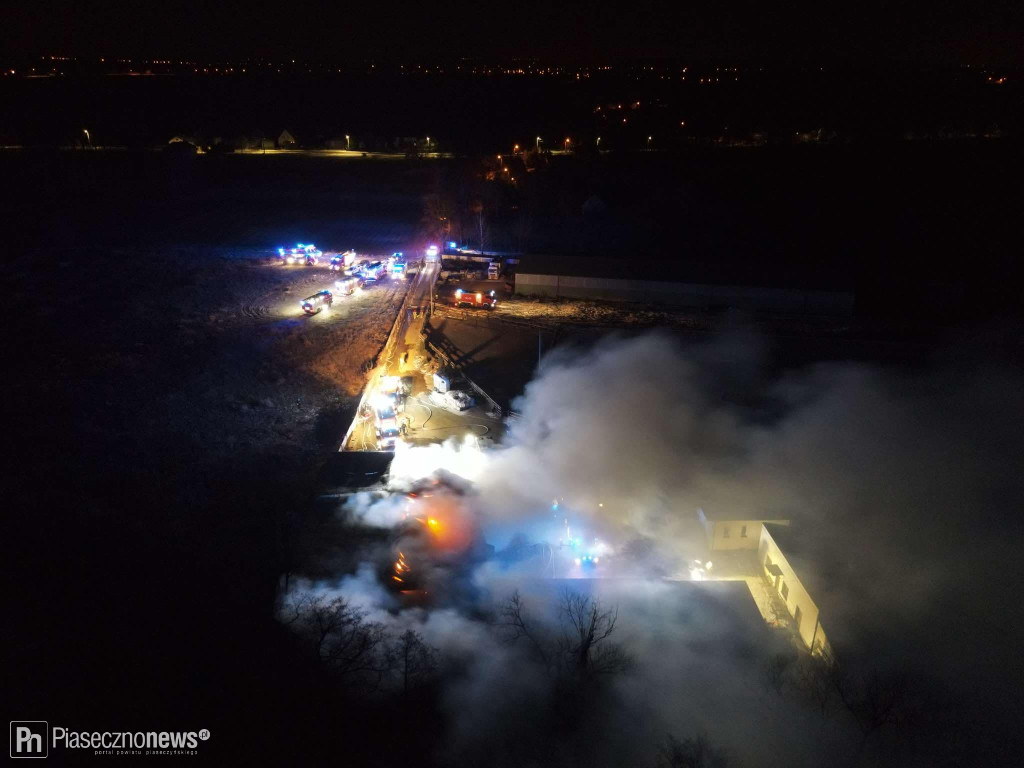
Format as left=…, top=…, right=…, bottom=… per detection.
left=329, top=251, right=356, bottom=271
left=300, top=290, right=333, bottom=314
left=334, top=276, right=361, bottom=296
left=279, top=243, right=321, bottom=265
left=453, top=288, right=497, bottom=309
left=446, top=390, right=475, bottom=410
left=361, top=261, right=387, bottom=281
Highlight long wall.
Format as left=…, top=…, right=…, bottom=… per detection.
left=515, top=273, right=855, bottom=315
left=758, top=526, right=830, bottom=655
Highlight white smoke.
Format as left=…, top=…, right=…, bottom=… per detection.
left=282, top=330, right=1024, bottom=767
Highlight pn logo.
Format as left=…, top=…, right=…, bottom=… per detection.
left=10, top=722, right=47, bottom=758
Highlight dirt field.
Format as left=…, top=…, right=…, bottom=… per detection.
left=14, top=249, right=405, bottom=466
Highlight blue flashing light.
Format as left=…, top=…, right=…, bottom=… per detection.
left=449, top=241, right=457, bottom=248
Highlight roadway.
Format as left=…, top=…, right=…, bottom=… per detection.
left=344, top=261, right=506, bottom=452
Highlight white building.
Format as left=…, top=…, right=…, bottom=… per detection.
left=758, top=523, right=831, bottom=656
left=698, top=507, right=790, bottom=551
left=696, top=508, right=831, bottom=657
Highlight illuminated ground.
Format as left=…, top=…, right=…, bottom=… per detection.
left=345, top=263, right=507, bottom=452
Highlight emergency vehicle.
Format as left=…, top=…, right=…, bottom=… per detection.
left=329, top=250, right=357, bottom=271
left=362, top=261, right=387, bottom=282
left=334, top=276, right=361, bottom=296
left=300, top=290, right=333, bottom=315
left=453, top=288, right=497, bottom=309
left=279, top=243, right=321, bottom=265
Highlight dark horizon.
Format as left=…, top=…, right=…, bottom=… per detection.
left=5, top=0, right=1023, bottom=67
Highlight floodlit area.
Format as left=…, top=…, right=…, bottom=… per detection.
left=342, top=259, right=506, bottom=453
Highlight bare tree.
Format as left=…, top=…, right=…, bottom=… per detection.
left=761, top=651, right=795, bottom=696
left=557, top=589, right=633, bottom=677
left=498, top=589, right=552, bottom=670
left=656, top=734, right=730, bottom=768
left=421, top=193, right=454, bottom=242
left=470, top=199, right=484, bottom=251
left=793, top=651, right=839, bottom=718
left=498, top=589, right=633, bottom=681
left=389, top=629, right=439, bottom=695
left=832, top=666, right=916, bottom=764
left=282, top=592, right=391, bottom=688
left=772, top=643, right=962, bottom=766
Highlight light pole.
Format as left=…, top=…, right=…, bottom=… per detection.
left=513, top=144, right=520, bottom=152
left=536, top=136, right=542, bottom=151
left=647, top=135, right=653, bottom=150
left=83, top=129, right=91, bottom=148
left=345, top=134, right=350, bottom=150
left=596, top=136, right=601, bottom=148
left=564, top=137, right=570, bottom=151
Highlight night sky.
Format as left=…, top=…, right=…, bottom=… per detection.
left=4, top=0, right=1023, bottom=64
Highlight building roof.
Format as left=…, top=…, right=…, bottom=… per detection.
left=516, top=253, right=854, bottom=291
left=763, top=523, right=809, bottom=559
left=763, top=523, right=845, bottom=629
left=700, top=507, right=792, bottom=523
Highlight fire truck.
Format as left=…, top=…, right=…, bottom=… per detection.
left=329, top=250, right=357, bottom=271
left=453, top=288, right=497, bottom=309
left=333, top=276, right=361, bottom=296
left=361, top=261, right=388, bottom=282
left=279, top=243, right=321, bottom=265
left=300, top=290, right=333, bottom=315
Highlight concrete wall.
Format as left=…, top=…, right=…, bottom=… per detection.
left=697, top=509, right=789, bottom=551
left=710, top=520, right=766, bottom=550
left=515, top=273, right=854, bottom=315
left=758, top=526, right=830, bottom=655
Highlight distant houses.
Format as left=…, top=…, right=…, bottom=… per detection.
left=161, top=131, right=436, bottom=154
left=166, top=135, right=198, bottom=154
left=277, top=129, right=297, bottom=149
